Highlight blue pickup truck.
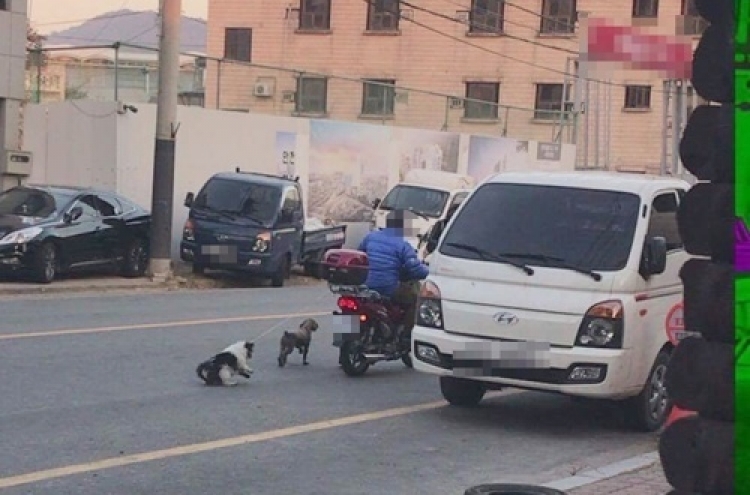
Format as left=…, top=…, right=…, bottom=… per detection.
left=180, top=170, right=347, bottom=287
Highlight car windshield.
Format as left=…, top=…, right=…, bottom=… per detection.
left=0, top=187, right=68, bottom=218
left=439, top=183, right=642, bottom=272
left=379, top=185, right=449, bottom=218
left=193, top=178, right=282, bottom=224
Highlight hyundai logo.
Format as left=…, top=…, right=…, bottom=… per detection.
left=493, top=312, right=519, bottom=325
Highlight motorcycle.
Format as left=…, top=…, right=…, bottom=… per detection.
left=321, top=248, right=413, bottom=377
left=331, top=284, right=413, bottom=376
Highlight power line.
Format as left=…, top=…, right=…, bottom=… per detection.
left=378, top=1, right=671, bottom=93
left=403, top=0, right=578, bottom=54
left=90, top=0, right=132, bottom=43
left=435, top=0, right=578, bottom=42
left=36, top=41, right=556, bottom=115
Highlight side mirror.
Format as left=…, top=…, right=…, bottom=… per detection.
left=640, top=236, right=667, bottom=278
left=64, top=206, right=83, bottom=224
left=371, top=198, right=381, bottom=209
left=184, top=192, right=194, bottom=208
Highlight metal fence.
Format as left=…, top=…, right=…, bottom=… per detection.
left=28, top=42, right=579, bottom=146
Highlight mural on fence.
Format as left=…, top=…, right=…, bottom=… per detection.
left=466, top=135, right=527, bottom=182
left=394, top=128, right=460, bottom=181
left=308, top=120, right=390, bottom=222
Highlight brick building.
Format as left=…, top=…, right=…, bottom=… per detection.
left=206, top=0, right=706, bottom=172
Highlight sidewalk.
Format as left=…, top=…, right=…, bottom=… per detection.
left=541, top=452, right=671, bottom=494
left=0, top=263, right=324, bottom=296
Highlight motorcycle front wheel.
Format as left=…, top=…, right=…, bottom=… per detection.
left=340, top=341, right=370, bottom=377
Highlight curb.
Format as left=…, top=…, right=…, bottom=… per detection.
left=0, top=281, right=168, bottom=296
left=541, top=451, right=660, bottom=491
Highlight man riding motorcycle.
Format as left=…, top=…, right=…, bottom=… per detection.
left=338, top=209, right=429, bottom=362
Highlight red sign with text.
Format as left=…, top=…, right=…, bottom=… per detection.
left=585, top=20, right=693, bottom=78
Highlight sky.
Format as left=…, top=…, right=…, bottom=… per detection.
left=29, top=0, right=207, bottom=33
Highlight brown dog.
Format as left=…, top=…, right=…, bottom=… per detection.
left=278, top=318, right=319, bottom=367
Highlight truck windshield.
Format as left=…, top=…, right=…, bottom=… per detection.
left=439, top=183, right=641, bottom=272
left=379, top=185, right=449, bottom=218
left=193, top=178, right=282, bottom=224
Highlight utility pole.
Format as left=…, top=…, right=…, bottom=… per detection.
left=148, top=0, right=181, bottom=280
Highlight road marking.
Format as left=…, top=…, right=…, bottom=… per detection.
left=0, top=398, right=458, bottom=489
left=0, top=311, right=331, bottom=341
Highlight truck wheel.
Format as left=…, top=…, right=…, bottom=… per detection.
left=271, top=255, right=290, bottom=288
left=402, top=353, right=413, bottom=368
left=31, top=242, right=57, bottom=284
left=340, top=341, right=369, bottom=376
left=622, top=348, right=673, bottom=432
left=440, top=376, right=486, bottom=407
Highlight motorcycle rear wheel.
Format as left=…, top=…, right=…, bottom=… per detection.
left=340, top=341, right=370, bottom=377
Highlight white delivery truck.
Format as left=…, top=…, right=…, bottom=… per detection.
left=372, top=169, right=475, bottom=253
left=411, top=171, right=690, bottom=432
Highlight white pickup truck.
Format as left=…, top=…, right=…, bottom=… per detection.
left=412, top=171, right=691, bottom=432
left=372, top=169, right=474, bottom=254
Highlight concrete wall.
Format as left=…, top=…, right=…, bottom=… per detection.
left=23, top=101, right=576, bottom=258
left=0, top=0, right=28, bottom=191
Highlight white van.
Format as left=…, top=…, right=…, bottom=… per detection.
left=411, top=171, right=690, bottom=432
left=373, top=169, right=474, bottom=251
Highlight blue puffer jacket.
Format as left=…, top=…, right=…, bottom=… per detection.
left=358, top=228, right=429, bottom=297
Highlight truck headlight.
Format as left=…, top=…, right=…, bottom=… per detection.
left=416, top=280, right=444, bottom=329
left=252, top=232, right=271, bottom=253
left=575, top=300, right=624, bottom=349
left=0, top=227, right=43, bottom=246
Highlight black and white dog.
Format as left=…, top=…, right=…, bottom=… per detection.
left=196, top=341, right=255, bottom=386
left=278, top=318, right=319, bottom=367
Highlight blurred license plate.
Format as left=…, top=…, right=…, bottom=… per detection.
left=201, top=245, right=237, bottom=262
left=453, top=341, right=551, bottom=373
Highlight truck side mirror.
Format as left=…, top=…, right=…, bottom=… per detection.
left=640, top=236, right=667, bottom=278
left=371, top=198, right=381, bottom=209
left=184, top=192, right=194, bottom=208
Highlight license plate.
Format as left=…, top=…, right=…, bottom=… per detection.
left=201, top=245, right=237, bottom=263
left=452, top=340, right=551, bottom=375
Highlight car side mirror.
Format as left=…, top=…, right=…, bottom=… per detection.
left=184, top=192, right=194, bottom=208
left=371, top=198, right=381, bottom=209
left=65, top=206, right=83, bottom=224
left=640, top=236, right=667, bottom=278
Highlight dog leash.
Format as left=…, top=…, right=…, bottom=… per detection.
left=250, top=289, right=332, bottom=344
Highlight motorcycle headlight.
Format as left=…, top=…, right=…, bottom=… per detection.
left=0, top=227, right=43, bottom=246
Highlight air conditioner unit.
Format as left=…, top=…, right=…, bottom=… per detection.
left=448, top=97, right=464, bottom=109
left=253, top=82, right=273, bottom=97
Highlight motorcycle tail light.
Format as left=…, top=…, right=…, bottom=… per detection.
left=337, top=296, right=359, bottom=312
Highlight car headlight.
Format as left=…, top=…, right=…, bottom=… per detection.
left=575, top=300, right=624, bottom=349
left=252, top=232, right=271, bottom=253
left=0, top=227, right=43, bottom=246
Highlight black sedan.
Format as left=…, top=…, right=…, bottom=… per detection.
left=0, top=184, right=151, bottom=283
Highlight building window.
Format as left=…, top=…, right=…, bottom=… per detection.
left=624, top=85, right=651, bottom=110
left=296, top=76, right=328, bottom=114
left=299, top=0, right=331, bottom=30
left=361, top=79, right=395, bottom=116
left=367, top=0, right=400, bottom=31
left=469, top=0, right=504, bottom=33
left=632, top=0, right=658, bottom=18
left=224, top=28, right=252, bottom=62
left=534, top=83, right=564, bottom=120
left=540, top=0, right=576, bottom=34
left=681, top=0, right=708, bottom=35
left=464, top=82, right=500, bottom=119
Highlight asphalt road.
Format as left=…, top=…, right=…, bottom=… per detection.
left=0, top=285, right=659, bottom=495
